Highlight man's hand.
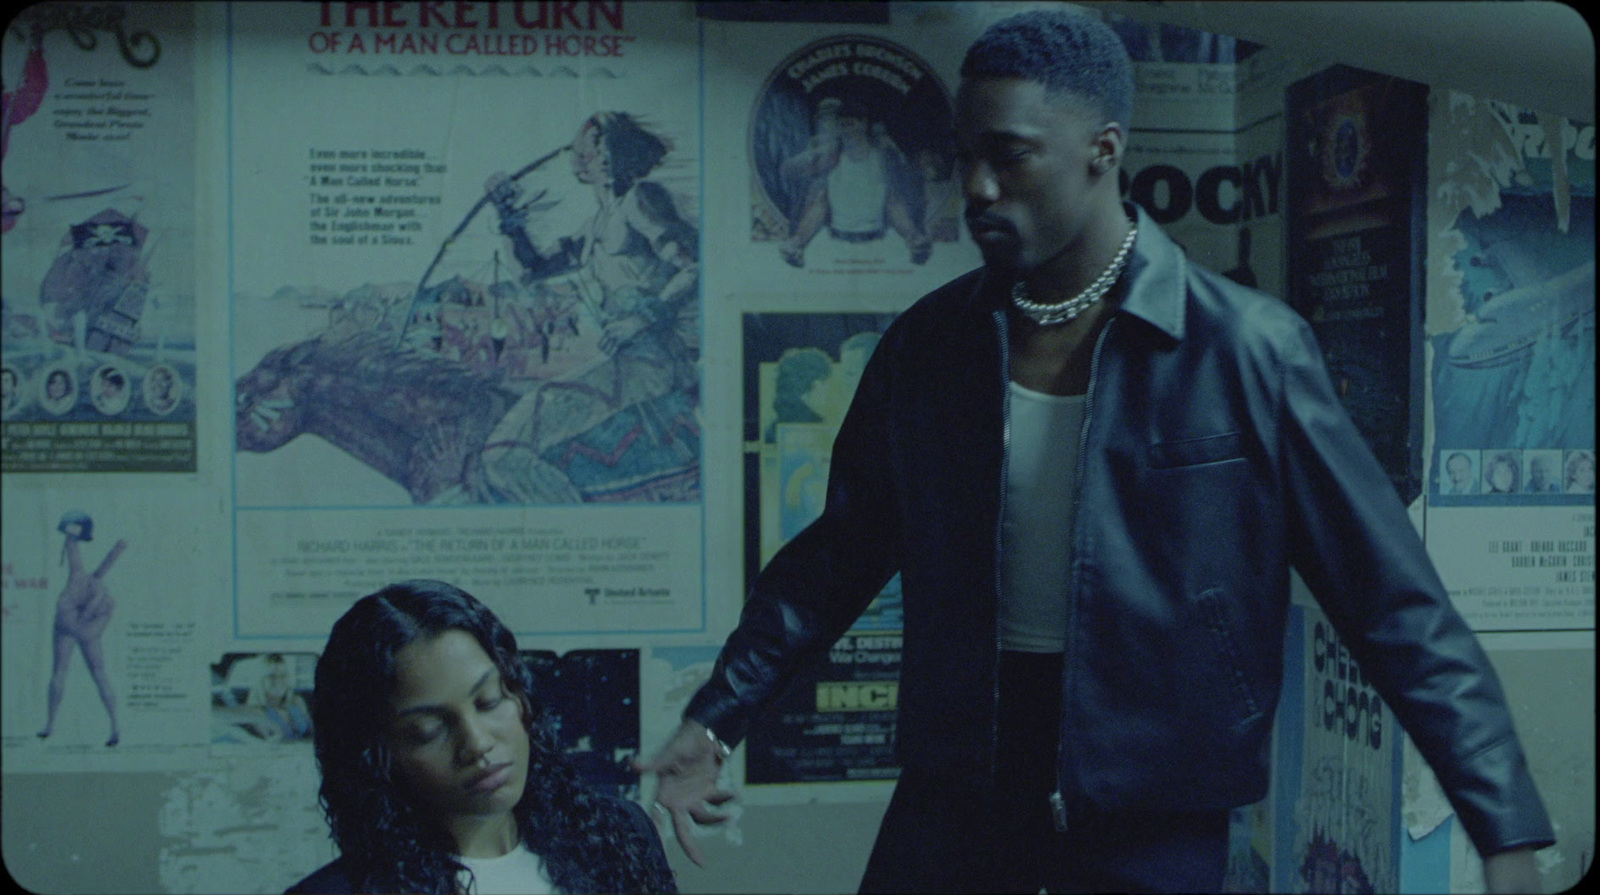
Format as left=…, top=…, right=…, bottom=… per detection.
left=1483, top=848, right=1540, bottom=894
left=632, top=720, right=737, bottom=867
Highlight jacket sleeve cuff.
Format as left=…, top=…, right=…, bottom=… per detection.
left=1438, top=737, right=1556, bottom=855
left=684, top=682, right=751, bottom=750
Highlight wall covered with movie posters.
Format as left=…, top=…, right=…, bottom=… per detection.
left=1, top=3, right=1590, bottom=893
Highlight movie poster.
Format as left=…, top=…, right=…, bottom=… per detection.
left=739, top=311, right=902, bottom=785
left=1286, top=65, right=1430, bottom=505
left=226, top=0, right=706, bottom=638
left=747, top=34, right=958, bottom=275
left=0, top=3, right=197, bottom=473
left=1106, top=13, right=1281, bottom=293
left=1273, top=604, right=1401, bottom=894
left=521, top=647, right=642, bottom=798
left=208, top=651, right=316, bottom=751
left=1, top=485, right=214, bottom=773
left=1223, top=799, right=1273, bottom=893
left=1423, top=95, right=1595, bottom=632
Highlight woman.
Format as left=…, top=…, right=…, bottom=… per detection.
left=480, top=112, right=701, bottom=503
left=42, top=368, right=74, bottom=414
left=1566, top=450, right=1596, bottom=493
left=288, top=579, right=675, bottom=894
left=1484, top=451, right=1520, bottom=494
left=1, top=366, right=18, bottom=415
left=37, top=510, right=125, bottom=746
left=247, top=653, right=312, bottom=741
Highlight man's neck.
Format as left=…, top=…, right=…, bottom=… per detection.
left=1007, top=290, right=1120, bottom=396
left=1023, top=201, right=1131, bottom=307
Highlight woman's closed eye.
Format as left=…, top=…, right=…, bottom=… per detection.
left=400, top=721, right=445, bottom=745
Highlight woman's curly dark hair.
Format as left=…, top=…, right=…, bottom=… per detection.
left=310, top=579, right=676, bottom=893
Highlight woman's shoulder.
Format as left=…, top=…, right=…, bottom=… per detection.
left=597, top=795, right=673, bottom=871
left=285, top=857, right=355, bottom=895
left=590, top=792, right=657, bottom=839
left=611, top=796, right=677, bottom=892
left=537, top=794, right=677, bottom=893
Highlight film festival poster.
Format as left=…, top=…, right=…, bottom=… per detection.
left=1286, top=65, right=1430, bottom=507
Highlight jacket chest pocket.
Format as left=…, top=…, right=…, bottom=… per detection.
left=1147, top=432, right=1244, bottom=468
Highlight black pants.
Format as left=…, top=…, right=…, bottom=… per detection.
left=859, top=651, right=1229, bottom=894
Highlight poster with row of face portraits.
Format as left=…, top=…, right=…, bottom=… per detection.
left=0, top=2, right=196, bottom=469
left=1418, top=92, right=1595, bottom=634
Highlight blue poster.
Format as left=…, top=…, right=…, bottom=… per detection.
left=1429, top=105, right=1595, bottom=507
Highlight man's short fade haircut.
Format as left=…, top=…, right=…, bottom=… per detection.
left=961, top=8, right=1134, bottom=129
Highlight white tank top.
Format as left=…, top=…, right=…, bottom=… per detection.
left=1001, top=383, right=1085, bottom=653
left=826, top=149, right=888, bottom=234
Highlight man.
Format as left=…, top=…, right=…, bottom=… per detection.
left=779, top=98, right=931, bottom=268
left=639, top=10, right=1552, bottom=893
left=1443, top=450, right=1479, bottom=495
left=1, top=366, right=17, bottom=414
left=92, top=367, right=128, bottom=414
left=1524, top=454, right=1560, bottom=493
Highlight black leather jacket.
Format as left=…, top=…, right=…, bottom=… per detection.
left=687, top=207, right=1554, bottom=855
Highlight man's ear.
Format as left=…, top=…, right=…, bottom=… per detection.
left=1091, top=122, right=1126, bottom=175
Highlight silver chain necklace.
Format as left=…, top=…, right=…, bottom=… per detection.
left=1010, top=221, right=1137, bottom=326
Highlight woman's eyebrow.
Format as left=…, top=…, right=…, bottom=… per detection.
left=392, top=668, right=496, bottom=719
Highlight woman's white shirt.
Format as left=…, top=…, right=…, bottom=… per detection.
left=457, top=843, right=558, bottom=895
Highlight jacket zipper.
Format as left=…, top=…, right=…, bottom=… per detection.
left=1049, top=314, right=1115, bottom=834
left=991, top=305, right=1011, bottom=786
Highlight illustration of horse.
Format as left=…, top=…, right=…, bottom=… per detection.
left=234, top=329, right=700, bottom=504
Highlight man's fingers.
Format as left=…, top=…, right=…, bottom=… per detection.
left=687, top=803, right=730, bottom=826
left=670, top=809, right=707, bottom=868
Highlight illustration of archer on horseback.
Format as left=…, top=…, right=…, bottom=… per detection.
left=475, top=111, right=701, bottom=503
left=235, top=112, right=701, bottom=505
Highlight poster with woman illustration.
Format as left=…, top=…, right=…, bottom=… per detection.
left=1, top=487, right=213, bottom=774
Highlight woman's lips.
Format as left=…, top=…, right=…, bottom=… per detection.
left=466, top=762, right=514, bottom=794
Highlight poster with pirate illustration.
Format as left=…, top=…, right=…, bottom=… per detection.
left=0, top=3, right=196, bottom=472
left=228, top=0, right=705, bottom=638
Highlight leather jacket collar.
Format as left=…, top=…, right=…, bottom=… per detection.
left=961, top=204, right=1190, bottom=341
